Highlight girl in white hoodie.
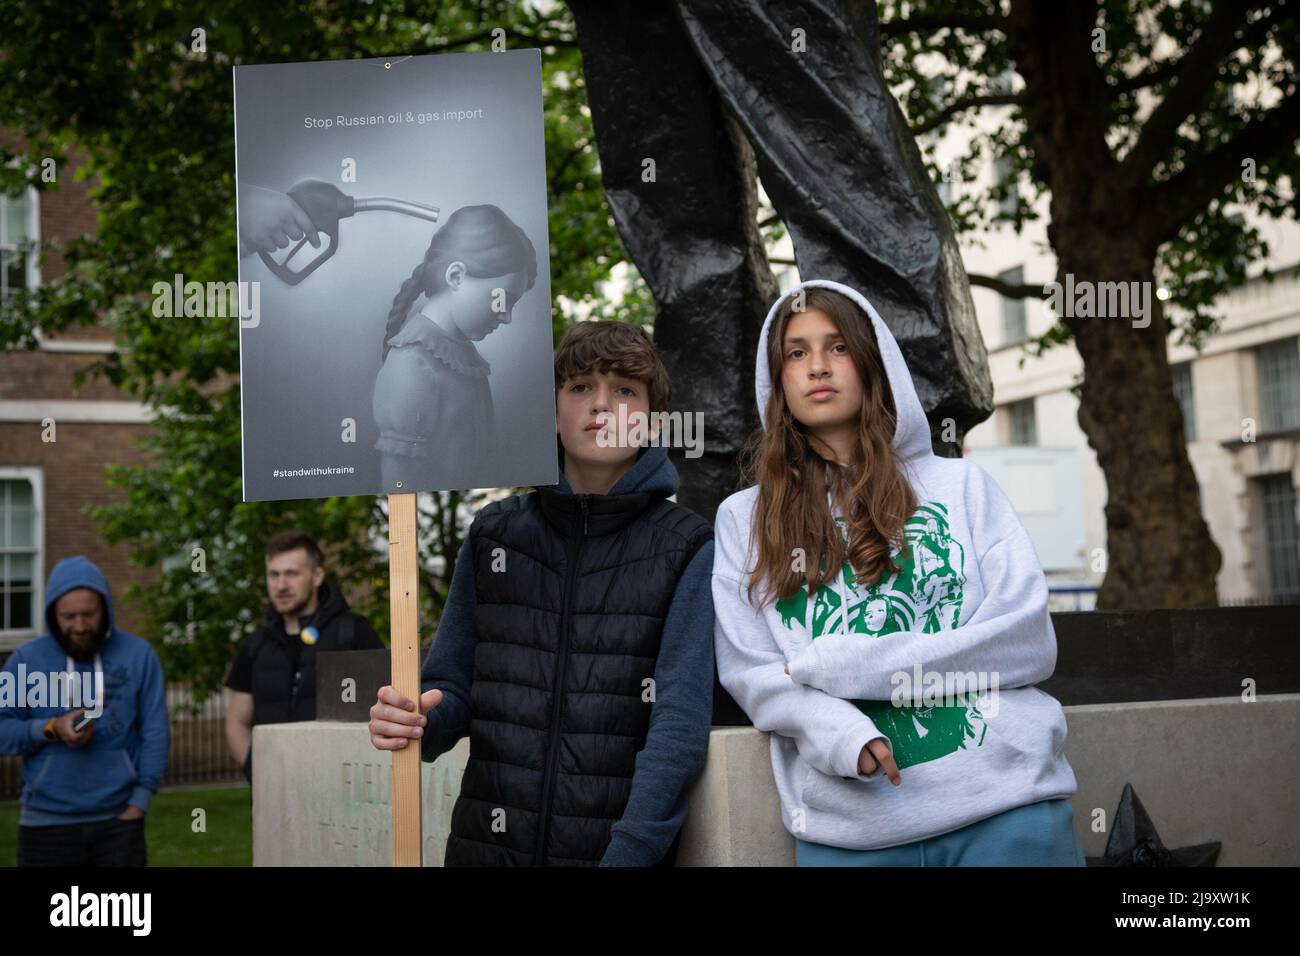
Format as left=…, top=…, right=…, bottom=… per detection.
left=712, top=279, right=1084, bottom=866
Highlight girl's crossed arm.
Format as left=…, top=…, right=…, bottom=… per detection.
left=712, top=500, right=891, bottom=782
left=787, top=468, right=1057, bottom=701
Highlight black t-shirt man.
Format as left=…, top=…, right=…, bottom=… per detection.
left=226, top=579, right=382, bottom=780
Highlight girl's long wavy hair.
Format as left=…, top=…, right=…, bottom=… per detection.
left=381, top=204, right=538, bottom=360
left=742, top=287, right=919, bottom=609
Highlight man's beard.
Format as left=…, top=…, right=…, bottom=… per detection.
left=278, top=590, right=316, bottom=621
left=62, top=624, right=108, bottom=661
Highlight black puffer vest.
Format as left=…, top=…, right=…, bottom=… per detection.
left=444, top=447, right=712, bottom=866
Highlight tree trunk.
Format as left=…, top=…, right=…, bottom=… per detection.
left=1055, top=239, right=1222, bottom=608
left=1007, top=1, right=1223, bottom=607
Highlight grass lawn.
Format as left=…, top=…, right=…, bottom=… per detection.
left=0, top=785, right=252, bottom=866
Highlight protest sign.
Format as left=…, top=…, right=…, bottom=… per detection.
left=234, top=49, right=555, bottom=864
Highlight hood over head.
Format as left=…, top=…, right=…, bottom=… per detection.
left=43, top=555, right=115, bottom=657
left=754, top=278, right=933, bottom=463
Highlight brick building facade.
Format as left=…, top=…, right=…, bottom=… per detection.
left=1, top=135, right=156, bottom=650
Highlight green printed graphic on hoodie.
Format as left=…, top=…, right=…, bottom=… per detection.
left=776, top=502, right=988, bottom=769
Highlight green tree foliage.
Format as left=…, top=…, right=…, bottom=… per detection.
left=878, top=0, right=1298, bottom=607
left=0, top=0, right=650, bottom=695
left=881, top=0, right=1299, bottom=355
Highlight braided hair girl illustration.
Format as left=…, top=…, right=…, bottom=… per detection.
left=371, top=204, right=538, bottom=491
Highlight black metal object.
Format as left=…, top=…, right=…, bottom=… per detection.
left=1087, top=782, right=1222, bottom=867
left=673, top=0, right=992, bottom=454
left=314, top=649, right=390, bottom=722
left=568, top=1, right=779, bottom=522
left=568, top=0, right=994, bottom=524
left=1044, top=606, right=1300, bottom=705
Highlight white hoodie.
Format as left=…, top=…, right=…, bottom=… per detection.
left=712, top=278, right=1078, bottom=851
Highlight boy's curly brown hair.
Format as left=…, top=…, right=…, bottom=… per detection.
left=554, top=321, right=672, bottom=413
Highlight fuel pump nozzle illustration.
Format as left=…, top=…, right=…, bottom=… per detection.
left=256, top=179, right=440, bottom=285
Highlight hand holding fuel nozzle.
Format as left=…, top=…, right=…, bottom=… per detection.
left=238, top=179, right=440, bottom=286
left=238, top=183, right=321, bottom=260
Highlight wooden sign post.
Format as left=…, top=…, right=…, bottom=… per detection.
left=388, top=492, right=422, bottom=866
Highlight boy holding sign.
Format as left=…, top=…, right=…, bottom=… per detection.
left=369, top=321, right=715, bottom=866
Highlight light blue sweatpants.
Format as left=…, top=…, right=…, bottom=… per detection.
left=794, top=798, right=1086, bottom=867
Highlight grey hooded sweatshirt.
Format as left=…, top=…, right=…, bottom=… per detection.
left=711, top=278, right=1077, bottom=851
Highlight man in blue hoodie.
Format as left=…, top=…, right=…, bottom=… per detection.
left=0, top=555, right=170, bottom=866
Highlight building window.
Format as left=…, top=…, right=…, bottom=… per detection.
left=1171, top=361, right=1196, bottom=443
left=1, top=474, right=42, bottom=637
left=1221, top=84, right=1237, bottom=115
left=1, top=186, right=38, bottom=303
left=988, top=68, right=1016, bottom=96
left=937, top=176, right=952, bottom=207
left=1257, top=338, right=1300, bottom=431
left=1007, top=398, right=1037, bottom=446
left=1000, top=266, right=1027, bottom=344
left=1259, top=473, right=1300, bottom=600
left=926, top=74, right=946, bottom=110
left=993, top=155, right=1019, bottom=217
left=1226, top=212, right=1249, bottom=274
